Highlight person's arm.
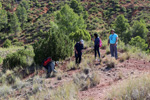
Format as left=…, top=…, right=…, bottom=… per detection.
left=108, top=39, right=110, bottom=45
left=115, top=37, right=118, bottom=46
left=74, top=46, right=78, bottom=54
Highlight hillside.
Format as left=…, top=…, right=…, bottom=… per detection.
left=0, top=0, right=150, bottom=46
left=0, top=0, right=150, bottom=100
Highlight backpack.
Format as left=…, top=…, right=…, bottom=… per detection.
left=43, top=57, right=52, bottom=67
left=99, top=39, right=102, bottom=47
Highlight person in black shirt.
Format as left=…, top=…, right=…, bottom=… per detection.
left=75, top=39, right=84, bottom=64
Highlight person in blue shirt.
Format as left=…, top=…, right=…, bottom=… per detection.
left=75, top=40, right=84, bottom=64
left=108, top=29, right=118, bottom=59
left=94, top=33, right=100, bottom=61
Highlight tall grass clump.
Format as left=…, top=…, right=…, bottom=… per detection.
left=50, top=82, right=78, bottom=100
left=101, top=39, right=108, bottom=49
left=0, top=84, right=12, bottom=97
left=73, top=70, right=100, bottom=91
left=118, top=40, right=129, bottom=52
left=108, top=74, right=150, bottom=100
left=3, top=39, right=12, bottom=48
left=66, top=61, right=76, bottom=70
left=3, top=49, right=34, bottom=69
left=128, top=46, right=150, bottom=61
left=104, top=57, right=118, bottom=68
left=0, top=56, right=3, bottom=64
left=119, top=53, right=130, bottom=62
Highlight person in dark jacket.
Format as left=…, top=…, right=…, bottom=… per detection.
left=94, top=33, right=100, bottom=61
left=43, top=58, right=57, bottom=78
left=75, top=39, right=84, bottom=64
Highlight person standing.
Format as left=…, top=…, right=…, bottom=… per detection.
left=108, top=29, right=118, bottom=59
left=94, top=33, right=100, bottom=61
left=75, top=39, right=84, bottom=64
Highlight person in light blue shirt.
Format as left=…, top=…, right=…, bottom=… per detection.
left=108, top=29, right=118, bottom=59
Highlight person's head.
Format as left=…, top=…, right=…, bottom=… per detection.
left=111, top=29, right=115, bottom=34
left=79, top=39, right=84, bottom=45
left=94, top=33, right=98, bottom=38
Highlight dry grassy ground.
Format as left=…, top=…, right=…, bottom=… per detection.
left=0, top=46, right=150, bottom=100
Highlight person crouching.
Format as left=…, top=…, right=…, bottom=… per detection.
left=43, top=57, right=57, bottom=78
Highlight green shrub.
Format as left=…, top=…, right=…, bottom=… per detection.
left=129, top=36, right=148, bottom=51
left=3, top=49, right=34, bottom=69
left=3, top=39, right=12, bottom=48
left=14, top=42, right=24, bottom=46
left=33, top=30, right=74, bottom=65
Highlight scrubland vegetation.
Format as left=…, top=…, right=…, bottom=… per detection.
left=0, top=0, right=150, bottom=99
left=108, top=74, right=150, bottom=100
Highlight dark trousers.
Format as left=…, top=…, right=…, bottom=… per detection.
left=45, top=62, right=55, bottom=74
left=94, top=45, right=100, bottom=58
left=75, top=53, right=82, bottom=64
left=110, top=44, right=118, bottom=59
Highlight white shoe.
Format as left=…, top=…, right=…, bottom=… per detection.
left=53, top=69, right=57, bottom=73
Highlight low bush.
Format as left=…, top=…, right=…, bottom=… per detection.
left=129, top=36, right=148, bottom=51
left=13, top=42, right=24, bottom=46
left=3, top=49, right=35, bottom=69
left=3, top=39, right=12, bottom=48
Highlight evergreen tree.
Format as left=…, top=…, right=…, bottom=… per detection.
left=33, top=29, right=74, bottom=64
left=20, top=0, right=30, bottom=10
left=114, top=15, right=130, bottom=42
left=132, top=20, right=148, bottom=39
left=10, top=13, right=21, bottom=35
left=70, top=0, right=83, bottom=14
left=16, top=6, right=27, bottom=29
left=0, top=2, right=8, bottom=31
left=55, top=4, right=86, bottom=35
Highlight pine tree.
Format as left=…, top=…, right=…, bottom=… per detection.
left=114, top=15, right=130, bottom=43
left=33, top=29, right=74, bottom=64
left=10, top=13, right=21, bottom=35
left=132, top=20, right=148, bottom=39
left=55, top=4, right=86, bottom=35
left=20, top=0, right=30, bottom=10
left=16, top=6, right=27, bottom=29
left=70, top=0, right=83, bottom=14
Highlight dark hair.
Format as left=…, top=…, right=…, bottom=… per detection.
left=94, top=33, right=98, bottom=38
